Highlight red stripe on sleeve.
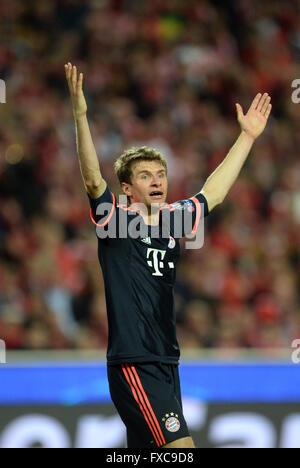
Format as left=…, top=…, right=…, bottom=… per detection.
left=90, top=192, right=116, bottom=228
left=189, top=196, right=202, bottom=235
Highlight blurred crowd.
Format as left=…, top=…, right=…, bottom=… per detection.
left=0, top=0, right=300, bottom=351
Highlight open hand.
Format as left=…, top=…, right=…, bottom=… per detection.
left=236, top=93, right=272, bottom=141
left=65, top=62, right=87, bottom=118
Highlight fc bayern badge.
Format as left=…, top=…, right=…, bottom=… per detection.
left=168, top=236, right=176, bottom=249
left=184, top=200, right=195, bottom=213
left=165, top=417, right=180, bottom=433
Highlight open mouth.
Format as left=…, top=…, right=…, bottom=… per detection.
left=149, top=191, right=164, bottom=200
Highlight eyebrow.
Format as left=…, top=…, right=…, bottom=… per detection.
left=136, top=169, right=166, bottom=175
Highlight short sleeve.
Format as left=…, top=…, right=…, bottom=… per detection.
left=167, top=192, right=209, bottom=238
left=190, top=192, right=210, bottom=219
left=87, top=184, right=116, bottom=228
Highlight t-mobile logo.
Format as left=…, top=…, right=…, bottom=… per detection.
left=146, top=248, right=174, bottom=276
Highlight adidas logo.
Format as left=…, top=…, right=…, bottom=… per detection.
left=141, top=237, right=151, bottom=245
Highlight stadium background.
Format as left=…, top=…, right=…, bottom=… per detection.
left=0, top=0, right=300, bottom=448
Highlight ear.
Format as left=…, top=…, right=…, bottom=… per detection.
left=121, top=182, right=132, bottom=197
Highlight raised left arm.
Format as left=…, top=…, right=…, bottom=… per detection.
left=199, top=93, right=272, bottom=212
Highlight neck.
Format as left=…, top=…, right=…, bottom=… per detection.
left=129, top=198, right=161, bottom=226
left=142, top=212, right=160, bottom=226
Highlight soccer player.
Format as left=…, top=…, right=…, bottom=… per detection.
left=65, top=62, right=272, bottom=448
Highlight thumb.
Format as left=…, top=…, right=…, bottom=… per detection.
left=236, top=103, right=244, bottom=121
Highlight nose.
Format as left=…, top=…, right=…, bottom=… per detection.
left=151, top=175, right=162, bottom=187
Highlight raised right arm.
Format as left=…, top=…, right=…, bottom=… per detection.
left=65, top=62, right=107, bottom=198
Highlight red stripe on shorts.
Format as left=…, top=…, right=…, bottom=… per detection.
left=121, top=364, right=165, bottom=447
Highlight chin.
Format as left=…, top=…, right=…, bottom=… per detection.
left=149, top=201, right=166, bottom=211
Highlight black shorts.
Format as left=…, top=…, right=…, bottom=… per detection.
left=107, top=362, right=190, bottom=448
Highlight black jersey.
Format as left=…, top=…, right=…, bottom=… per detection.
left=87, top=184, right=209, bottom=365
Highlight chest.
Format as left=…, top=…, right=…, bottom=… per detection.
left=131, top=236, right=181, bottom=279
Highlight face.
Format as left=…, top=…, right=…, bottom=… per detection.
left=121, top=160, right=168, bottom=211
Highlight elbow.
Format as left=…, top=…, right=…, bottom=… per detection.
left=211, top=188, right=227, bottom=207
left=214, top=191, right=228, bottom=209
left=210, top=197, right=223, bottom=211
left=203, top=191, right=224, bottom=212
left=84, top=175, right=102, bottom=190
left=218, top=193, right=226, bottom=205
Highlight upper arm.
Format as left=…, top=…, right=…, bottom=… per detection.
left=199, top=188, right=219, bottom=213
left=86, top=178, right=107, bottom=199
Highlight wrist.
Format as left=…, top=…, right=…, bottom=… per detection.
left=241, top=130, right=255, bottom=145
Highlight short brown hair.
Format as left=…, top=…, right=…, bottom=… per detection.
left=114, top=146, right=168, bottom=185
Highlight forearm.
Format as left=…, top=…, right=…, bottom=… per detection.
left=202, top=131, right=254, bottom=204
left=75, top=113, right=102, bottom=187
